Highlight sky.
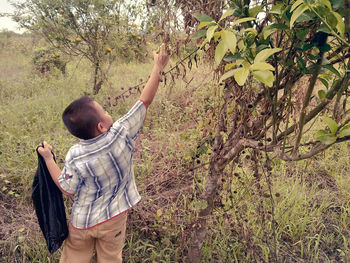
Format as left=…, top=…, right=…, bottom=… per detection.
left=0, top=0, right=23, bottom=33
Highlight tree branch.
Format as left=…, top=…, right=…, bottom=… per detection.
left=277, top=72, right=350, bottom=140
left=274, top=134, right=350, bottom=161
left=293, top=55, right=324, bottom=154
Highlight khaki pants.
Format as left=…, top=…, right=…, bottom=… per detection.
left=60, top=212, right=127, bottom=263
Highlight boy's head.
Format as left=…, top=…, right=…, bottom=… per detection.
left=62, top=96, right=113, bottom=140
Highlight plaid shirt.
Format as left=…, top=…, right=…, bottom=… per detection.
left=58, top=100, right=146, bottom=229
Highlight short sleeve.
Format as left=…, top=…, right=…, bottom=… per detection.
left=114, top=100, right=146, bottom=141
left=58, top=162, right=80, bottom=195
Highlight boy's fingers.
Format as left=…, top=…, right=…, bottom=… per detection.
left=166, top=45, right=171, bottom=55
left=161, top=43, right=166, bottom=52
left=155, top=43, right=171, bottom=56
left=40, top=141, right=52, bottom=151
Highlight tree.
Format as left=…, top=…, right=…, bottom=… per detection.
left=173, top=0, right=350, bottom=261
left=11, top=0, right=147, bottom=94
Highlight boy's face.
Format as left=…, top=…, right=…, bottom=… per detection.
left=93, top=101, right=113, bottom=133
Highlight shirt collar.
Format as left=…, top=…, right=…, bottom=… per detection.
left=79, top=131, right=107, bottom=145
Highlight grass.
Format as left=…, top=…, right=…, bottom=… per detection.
left=1, top=32, right=350, bottom=262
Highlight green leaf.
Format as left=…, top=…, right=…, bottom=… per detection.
left=249, top=5, right=263, bottom=18
left=232, top=17, right=256, bottom=27
left=249, top=62, right=275, bottom=71
left=332, top=0, right=344, bottom=10
left=234, top=67, right=250, bottom=86
left=207, top=25, right=218, bottom=42
left=215, top=40, right=228, bottom=66
left=338, top=124, right=350, bottom=138
left=262, top=24, right=288, bottom=39
left=17, top=236, right=25, bottom=242
left=270, top=3, right=285, bottom=14
left=323, top=64, right=341, bottom=77
left=192, top=29, right=207, bottom=39
left=318, top=90, right=326, bottom=99
left=193, top=13, right=214, bottom=22
left=316, top=129, right=328, bottom=137
left=198, top=21, right=216, bottom=30
left=219, top=69, right=235, bottom=82
left=296, top=11, right=314, bottom=23
left=219, top=9, right=234, bottom=21
left=326, top=12, right=338, bottom=28
left=290, top=4, right=309, bottom=28
left=254, top=48, right=282, bottom=63
left=319, top=43, right=331, bottom=53
left=200, top=38, right=209, bottom=48
left=318, top=77, right=329, bottom=89
left=318, top=24, right=332, bottom=34
left=297, top=57, right=307, bottom=71
left=321, top=116, right=338, bottom=134
left=317, top=134, right=337, bottom=144
left=315, top=5, right=328, bottom=16
left=332, top=11, right=345, bottom=36
left=221, top=30, right=237, bottom=54
left=315, top=129, right=336, bottom=144
left=252, top=70, right=274, bottom=87
left=320, top=0, right=332, bottom=10
left=156, top=208, right=163, bottom=217
left=291, top=0, right=304, bottom=12
left=225, top=63, right=236, bottom=71
left=272, top=23, right=289, bottom=30
left=191, top=200, right=208, bottom=210
left=238, top=40, right=245, bottom=51
left=223, top=53, right=244, bottom=62
left=296, top=29, right=308, bottom=41
left=263, top=26, right=278, bottom=39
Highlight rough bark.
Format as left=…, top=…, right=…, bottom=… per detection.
left=187, top=163, right=223, bottom=263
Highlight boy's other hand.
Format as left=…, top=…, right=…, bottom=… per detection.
left=154, top=43, right=171, bottom=71
left=38, top=141, right=54, bottom=160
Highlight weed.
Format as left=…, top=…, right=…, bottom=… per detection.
left=1, top=33, right=349, bottom=263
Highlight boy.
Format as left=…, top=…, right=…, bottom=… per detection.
left=37, top=44, right=170, bottom=263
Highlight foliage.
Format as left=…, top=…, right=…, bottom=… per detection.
left=10, top=0, right=149, bottom=94
left=2, top=0, right=350, bottom=261
left=32, top=47, right=68, bottom=75
left=0, top=32, right=350, bottom=262
left=172, top=0, right=350, bottom=261
left=188, top=0, right=350, bottom=162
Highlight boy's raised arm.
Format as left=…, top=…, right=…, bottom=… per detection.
left=139, top=44, right=171, bottom=107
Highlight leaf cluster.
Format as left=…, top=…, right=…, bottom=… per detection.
left=186, top=0, right=350, bottom=164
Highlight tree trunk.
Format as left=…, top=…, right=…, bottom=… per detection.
left=93, top=62, right=103, bottom=94
left=188, top=163, right=223, bottom=263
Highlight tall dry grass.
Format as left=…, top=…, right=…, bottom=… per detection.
left=0, top=32, right=349, bottom=263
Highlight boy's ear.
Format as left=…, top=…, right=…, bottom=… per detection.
left=96, top=122, right=105, bottom=134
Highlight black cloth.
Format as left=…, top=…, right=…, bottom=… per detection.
left=32, top=148, right=68, bottom=254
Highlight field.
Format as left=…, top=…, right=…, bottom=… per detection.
left=1, top=32, right=350, bottom=263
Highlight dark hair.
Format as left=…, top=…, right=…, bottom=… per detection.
left=62, top=96, right=100, bottom=140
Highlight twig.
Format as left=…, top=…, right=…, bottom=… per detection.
left=113, top=47, right=200, bottom=100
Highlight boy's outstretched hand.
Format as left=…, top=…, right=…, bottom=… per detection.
left=154, top=43, right=171, bottom=72
left=140, top=43, right=171, bottom=107
left=38, top=141, right=54, bottom=160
